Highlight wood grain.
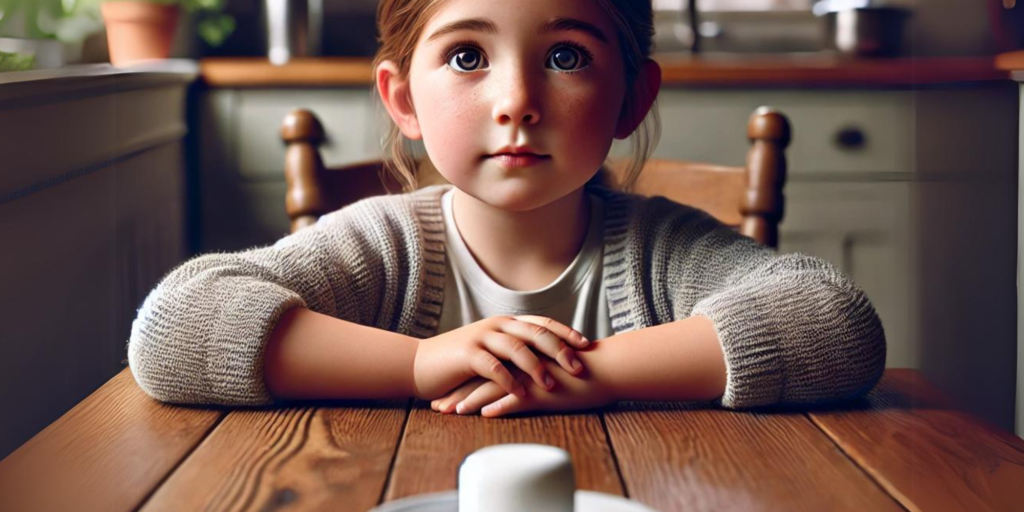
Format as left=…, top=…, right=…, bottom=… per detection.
left=383, top=401, right=625, bottom=502
left=604, top=401, right=902, bottom=512
left=808, top=369, right=1024, bottom=512
left=200, top=56, right=1008, bottom=88
left=0, top=368, right=224, bottom=512
left=139, top=400, right=410, bottom=512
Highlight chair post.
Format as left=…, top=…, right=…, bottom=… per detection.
left=282, top=109, right=328, bottom=233
left=743, top=107, right=791, bottom=249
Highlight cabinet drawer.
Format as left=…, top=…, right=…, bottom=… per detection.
left=613, top=89, right=913, bottom=177
left=234, top=89, right=381, bottom=181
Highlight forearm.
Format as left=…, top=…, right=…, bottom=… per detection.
left=584, top=315, right=726, bottom=402
left=263, top=307, right=420, bottom=401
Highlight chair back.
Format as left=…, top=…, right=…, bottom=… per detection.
left=282, top=108, right=790, bottom=248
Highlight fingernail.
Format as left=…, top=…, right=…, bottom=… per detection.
left=571, top=358, right=582, bottom=372
left=456, top=402, right=466, bottom=414
left=545, top=375, right=555, bottom=389
left=483, top=404, right=498, bottom=415
left=582, top=336, right=590, bottom=345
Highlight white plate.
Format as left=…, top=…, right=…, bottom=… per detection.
left=367, top=490, right=658, bottom=512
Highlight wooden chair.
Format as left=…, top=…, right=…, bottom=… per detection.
left=281, top=107, right=791, bottom=248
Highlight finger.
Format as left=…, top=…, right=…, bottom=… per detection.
left=481, top=331, right=553, bottom=391
left=455, top=380, right=508, bottom=415
left=437, top=378, right=488, bottom=414
left=513, top=315, right=590, bottom=349
left=469, top=351, right=526, bottom=398
left=501, top=318, right=583, bottom=375
left=481, top=393, right=523, bottom=418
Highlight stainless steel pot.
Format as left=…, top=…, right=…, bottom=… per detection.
left=824, top=7, right=911, bottom=57
left=264, top=0, right=323, bottom=65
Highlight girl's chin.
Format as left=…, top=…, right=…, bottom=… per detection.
left=459, top=181, right=578, bottom=213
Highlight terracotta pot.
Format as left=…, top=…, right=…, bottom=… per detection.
left=101, top=1, right=180, bottom=67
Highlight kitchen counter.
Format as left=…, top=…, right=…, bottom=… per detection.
left=199, top=55, right=1009, bottom=88
left=0, top=57, right=193, bottom=459
left=0, top=59, right=198, bottom=106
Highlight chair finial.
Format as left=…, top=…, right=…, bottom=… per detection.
left=281, top=109, right=325, bottom=144
left=748, top=107, right=792, bottom=148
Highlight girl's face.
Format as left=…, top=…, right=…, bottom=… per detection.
left=404, top=0, right=628, bottom=212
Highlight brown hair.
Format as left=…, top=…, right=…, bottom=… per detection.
left=372, top=0, right=660, bottom=193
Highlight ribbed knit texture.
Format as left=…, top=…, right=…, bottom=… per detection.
left=128, top=184, right=886, bottom=408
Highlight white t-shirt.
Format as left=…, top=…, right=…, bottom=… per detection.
left=436, top=188, right=614, bottom=341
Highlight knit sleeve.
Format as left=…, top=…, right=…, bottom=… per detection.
left=662, top=206, right=887, bottom=409
left=127, top=199, right=413, bottom=406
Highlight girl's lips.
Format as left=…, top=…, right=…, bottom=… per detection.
left=488, top=153, right=550, bottom=168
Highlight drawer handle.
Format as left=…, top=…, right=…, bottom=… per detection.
left=835, top=126, right=866, bottom=150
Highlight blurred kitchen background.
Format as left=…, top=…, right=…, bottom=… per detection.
left=2, top=0, right=1024, bottom=459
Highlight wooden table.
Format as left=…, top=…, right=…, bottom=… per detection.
left=1, top=369, right=1022, bottom=512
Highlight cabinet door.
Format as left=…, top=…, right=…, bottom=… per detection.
left=778, top=181, right=915, bottom=369
left=199, top=89, right=384, bottom=251
left=235, top=89, right=381, bottom=180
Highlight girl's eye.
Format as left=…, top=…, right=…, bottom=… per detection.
left=447, top=48, right=487, bottom=72
left=547, top=44, right=590, bottom=72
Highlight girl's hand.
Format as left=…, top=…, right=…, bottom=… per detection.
left=436, top=358, right=617, bottom=418
left=413, top=315, right=590, bottom=400
left=430, top=377, right=489, bottom=414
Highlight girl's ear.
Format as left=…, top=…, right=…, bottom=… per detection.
left=614, top=59, right=662, bottom=140
left=377, top=60, right=423, bottom=140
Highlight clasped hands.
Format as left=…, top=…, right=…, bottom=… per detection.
left=412, top=315, right=615, bottom=418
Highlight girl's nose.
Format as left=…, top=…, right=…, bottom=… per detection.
left=491, top=68, right=541, bottom=128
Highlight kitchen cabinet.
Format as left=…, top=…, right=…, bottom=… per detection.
left=0, top=61, right=197, bottom=459
left=996, top=50, right=1024, bottom=438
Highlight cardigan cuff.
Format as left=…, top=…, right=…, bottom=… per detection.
left=691, top=292, right=785, bottom=409
left=208, top=282, right=307, bottom=406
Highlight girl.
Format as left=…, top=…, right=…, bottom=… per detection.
left=128, top=0, right=886, bottom=418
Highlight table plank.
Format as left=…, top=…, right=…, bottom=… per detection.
left=809, top=369, right=1024, bottom=512
left=139, top=400, right=410, bottom=512
left=384, top=400, right=625, bottom=501
left=604, top=401, right=901, bottom=512
left=0, top=368, right=224, bottom=512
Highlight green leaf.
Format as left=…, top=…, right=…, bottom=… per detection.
left=192, top=0, right=225, bottom=12
left=196, top=12, right=233, bottom=47
left=0, top=50, right=35, bottom=72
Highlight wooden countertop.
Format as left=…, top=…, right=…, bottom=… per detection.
left=200, top=55, right=1009, bottom=88
left=996, top=50, right=1024, bottom=70
left=995, top=50, right=1024, bottom=84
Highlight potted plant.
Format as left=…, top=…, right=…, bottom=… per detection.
left=75, top=0, right=235, bottom=66
left=0, top=0, right=101, bottom=69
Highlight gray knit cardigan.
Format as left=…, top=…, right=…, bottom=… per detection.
left=128, top=184, right=886, bottom=408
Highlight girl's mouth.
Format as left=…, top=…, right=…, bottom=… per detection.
left=488, top=153, right=551, bottom=168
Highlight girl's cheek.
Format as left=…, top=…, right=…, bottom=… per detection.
left=419, top=99, right=483, bottom=177
left=558, top=85, right=620, bottom=136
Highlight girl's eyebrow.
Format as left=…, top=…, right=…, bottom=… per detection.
left=427, top=18, right=498, bottom=43
left=426, top=17, right=609, bottom=45
left=542, top=17, right=609, bottom=44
